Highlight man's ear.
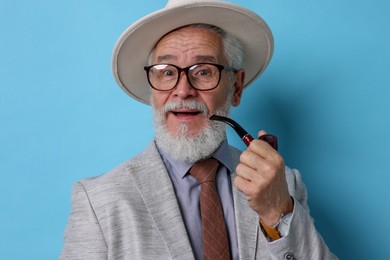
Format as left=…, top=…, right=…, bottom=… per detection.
left=232, top=69, right=245, bottom=106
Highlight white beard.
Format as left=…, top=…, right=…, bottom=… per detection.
left=152, top=98, right=232, bottom=163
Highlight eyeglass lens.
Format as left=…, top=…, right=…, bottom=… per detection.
left=147, top=63, right=222, bottom=91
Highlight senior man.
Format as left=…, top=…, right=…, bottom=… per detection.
left=61, top=0, right=337, bottom=259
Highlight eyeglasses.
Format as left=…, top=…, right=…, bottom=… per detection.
left=144, top=63, right=237, bottom=91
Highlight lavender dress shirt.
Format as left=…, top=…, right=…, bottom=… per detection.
left=158, top=140, right=239, bottom=260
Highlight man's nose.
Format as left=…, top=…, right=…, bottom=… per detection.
left=172, top=72, right=197, bottom=99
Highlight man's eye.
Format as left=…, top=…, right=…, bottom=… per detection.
left=162, top=70, right=176, bottom=76
left=198, top=70, right=211, bottom=76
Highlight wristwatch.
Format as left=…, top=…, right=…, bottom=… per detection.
left=260, top=211, right=293, bottom=240
left=276, top=212, right=293, bottom=237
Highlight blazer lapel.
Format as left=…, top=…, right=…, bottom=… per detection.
left=231, top=173, right=259, bottom=260
left=130, top=142, right=194, bottom=260
left=229, top=144, right=270, bottom=260
left=229, top=146, right=273, bottom=260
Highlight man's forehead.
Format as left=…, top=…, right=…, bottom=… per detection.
left=156, top=54, right=219, bottom=63
left=150, top=27, right=224, bottom=64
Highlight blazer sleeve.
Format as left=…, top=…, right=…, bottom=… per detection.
left=60, top=182, right=107, bottom=260
left=265, top=168, right=338, bottom=260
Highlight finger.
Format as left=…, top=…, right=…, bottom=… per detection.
left=240, top=147, right=280, bottom=176
left=248, top=139, right=278, bottom=160
left=239, top=148, right=270, bottom=172
left=240, top=144, right=285, bottom=182
left=257, top=130, right=267, bottom=137
left=236, top=161, right=259, bottom=181
left=234, top=175, right=258, bottom=195
left=239, top=149, right=256, bottom=167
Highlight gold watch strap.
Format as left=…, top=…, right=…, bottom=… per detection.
left=260, top=219, right=281, bottom=240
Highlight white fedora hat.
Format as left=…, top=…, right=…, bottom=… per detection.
left=112, top=0, right=274, bottom=104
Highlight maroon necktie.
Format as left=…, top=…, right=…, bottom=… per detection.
left=190, top=158, right=230, bottom=260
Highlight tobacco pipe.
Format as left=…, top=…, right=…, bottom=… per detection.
left=209, top=115, right=278, bottom=150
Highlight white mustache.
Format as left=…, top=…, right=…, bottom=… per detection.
left=162, top=100, right=209, bottom=115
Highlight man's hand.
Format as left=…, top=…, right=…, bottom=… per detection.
left=234, top=131, right=294, bottom=226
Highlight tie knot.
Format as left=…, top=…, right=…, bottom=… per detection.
left=189, top=158, right=219, bottom=184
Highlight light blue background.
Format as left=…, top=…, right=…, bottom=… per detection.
left=1, top=0, right=389, bottom=259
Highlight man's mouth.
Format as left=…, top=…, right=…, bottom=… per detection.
left=170, top=109, right=203, bottom=117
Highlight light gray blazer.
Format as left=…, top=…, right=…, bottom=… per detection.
left=60, top=142, right=337, bottom=260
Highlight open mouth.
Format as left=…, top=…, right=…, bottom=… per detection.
left=170, top=109, right=204, bottom=118
left=172, top=111, right=201, bottom=116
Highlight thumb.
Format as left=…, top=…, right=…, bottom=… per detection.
left=257, top=130, right=267, bottom=138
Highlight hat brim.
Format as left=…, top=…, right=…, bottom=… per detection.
left=112, top=1, right=274, bottom=104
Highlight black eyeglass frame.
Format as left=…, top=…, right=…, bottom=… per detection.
left=143, top=63, right=237, bottom=91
